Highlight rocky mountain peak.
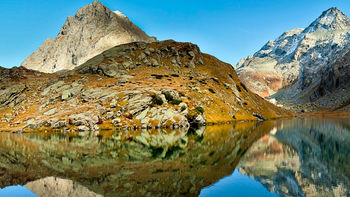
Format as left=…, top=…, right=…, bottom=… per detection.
left=236, top=7, right=350, bottom=99
left=304, top=7, right=350, bottom=33
left=74, top=1, right=109, bottom=18
left=58, top=1, right=116, bottom=37
left=21, top=1, right=156, bottom=73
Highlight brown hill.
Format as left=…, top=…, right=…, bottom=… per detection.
left=0, top=40, right=292, bottom=132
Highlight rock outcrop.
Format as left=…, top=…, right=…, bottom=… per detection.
left=236, top=7, right=350, bottom=101
left=0, top=40, right=291, bottom=132
left=21, top=1, right=156, bottom=73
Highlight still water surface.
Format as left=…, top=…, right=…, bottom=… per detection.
left=0, top=118, right=349, bottom=196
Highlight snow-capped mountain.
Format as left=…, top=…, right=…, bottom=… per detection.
left=236, top=7, right=350, bottom=100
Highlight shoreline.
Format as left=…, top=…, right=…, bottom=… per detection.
left=4, top=113, right=350, bottom=134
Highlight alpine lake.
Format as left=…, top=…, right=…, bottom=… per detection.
left=0, top=118, right=349, bottom=197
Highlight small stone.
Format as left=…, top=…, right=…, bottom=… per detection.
left=62, top=90, right=72, bottom=100
left=151, top=59, right=159, bottom=67
left=110, top=99, right=117, bottom=108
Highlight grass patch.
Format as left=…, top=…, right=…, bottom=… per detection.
left=195, top=106, right=205, bottom=114
left=163, top=92, right=174, bottom=101
left=163, top=91, right=182, bottom=105
left=150, top=95, right=164, bottom=107
left=151, top=147, right=164, bottom=158
left=170, top=99, right=182, bottom=105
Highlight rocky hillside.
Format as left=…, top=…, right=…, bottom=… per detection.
left=0, top=40, right=291, bottom=132
left=21, top=1, right=156, bottom=73
left=236, top=7, right=350, bottom=101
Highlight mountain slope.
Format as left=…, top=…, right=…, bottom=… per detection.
left=308, top=47, right=350, bottom=110
left=21, top=1, right=156, bottom=73
left=236, top=7, right=350, bottom=101
left=0, top=40, right=291, bottom=132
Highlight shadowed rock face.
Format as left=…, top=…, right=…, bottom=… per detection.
left=238, top=119, right=350, bottom=197
left=308, top=49, right=350, bottom=110
left=0, top=122, right=272, bottom=197
left=21, top=1, right=156, bottom=73
left=236, top=7, right=350, bottom=101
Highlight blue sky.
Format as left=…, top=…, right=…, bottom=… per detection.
left=1, top=0, right=350, bottom=68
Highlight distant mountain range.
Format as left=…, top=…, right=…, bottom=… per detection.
left=236, top=7, right=350, bottom=111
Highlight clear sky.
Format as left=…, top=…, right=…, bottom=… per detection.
left=1, top=0, right=350, bottom=68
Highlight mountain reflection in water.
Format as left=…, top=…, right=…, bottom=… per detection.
left=237, top=118, right=350, bottom=197
left=0, top=118, right=349, bottom=197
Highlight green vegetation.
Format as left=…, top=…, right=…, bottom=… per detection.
left=164, top=146, right=182, bottom=159
left=150, top=95, right=164, bottom=107
left=195, top=106, right=204, bottom=114
left=170, top=99, right=182, bottom=105
left=163, top=91, right=182, bottom=105
left=151, top=147, right=164, bottom=158
left=163, top=92, right=174, bottom=101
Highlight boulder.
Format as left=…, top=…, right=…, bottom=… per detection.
left=77, top=125, right=90, bottom=132
left=112, top=118, right=122, bottom=127
left=52, top=120, right=67, bottom=129
left=192, top=114, right=206, bottom=126
left=105, top=112, right=115, bottom=120
left=43, top=108, right=57, bottom=116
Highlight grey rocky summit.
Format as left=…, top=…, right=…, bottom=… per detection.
left=21, top=1, right=156, bottom=73
left=236, top=7, right=350, bottom=100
